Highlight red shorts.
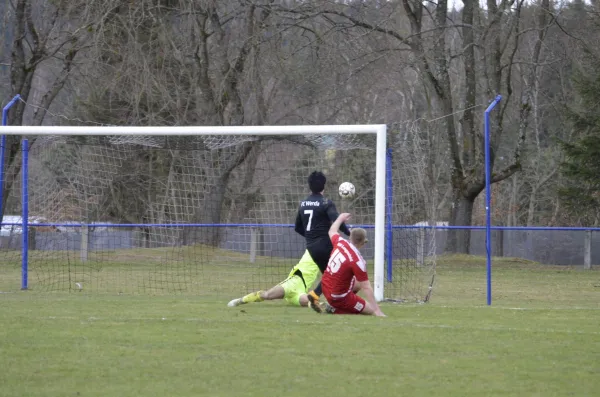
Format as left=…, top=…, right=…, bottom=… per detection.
left=326, top=293, right=366, bottom=315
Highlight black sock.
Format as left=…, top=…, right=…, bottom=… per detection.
left=313, top=283, right=322, bottom=296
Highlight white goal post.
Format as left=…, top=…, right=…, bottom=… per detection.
left=1, top=124, right=387, bottom=301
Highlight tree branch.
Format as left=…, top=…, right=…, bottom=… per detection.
left=32, top=45, right=79, bottom=126
left=24, top=0, right=39, bottom=50
left=491, top=162, right=521, bottom=184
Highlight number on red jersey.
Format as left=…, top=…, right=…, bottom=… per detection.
left=327, top=248, right=347, bottom=274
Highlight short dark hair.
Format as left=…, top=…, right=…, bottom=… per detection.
left=308, top=171, right=326, bottom=193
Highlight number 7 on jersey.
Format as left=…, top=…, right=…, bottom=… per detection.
left=304, top=209, right=313, bottom=231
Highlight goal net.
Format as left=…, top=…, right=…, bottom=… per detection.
left=385, top=120, right=440, bottom=303
left=0, top=124, right=436, bottom=302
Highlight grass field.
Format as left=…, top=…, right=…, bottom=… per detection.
left=1, top=254, right=599, bottom=397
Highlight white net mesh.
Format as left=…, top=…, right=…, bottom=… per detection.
left=385, top=120, right=441, bottom=302
left=1, top=120, right=437, bottom=302
left=1, top=132, right=379, bottom=296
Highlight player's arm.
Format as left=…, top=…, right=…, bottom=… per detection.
left=328, top=213, right=351, bottom=239
left=356, top=279, right=386, bottom=317
left=294, top=209, right=305, bottom=237
left=326, top=201, right=351, bottom=236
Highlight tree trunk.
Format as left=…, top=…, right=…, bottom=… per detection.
left=526, top=186, right=537, bottom=226
left=186, top=143, right=256, bottom=247
left=235, top=145, right=262, bottom=222
left=204, top=180, right=229, bottom=246
left=446, top=192, right=476, bottom=254
left=508, top=174, right=518, bottom=226
left=1, top=141, right=23, bottom=219
left=1, top=0, right=85, bottom=220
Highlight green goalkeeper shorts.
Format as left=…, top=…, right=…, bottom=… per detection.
left=279, top=250, right=320, bottom=306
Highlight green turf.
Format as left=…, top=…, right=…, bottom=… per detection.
left=0, top=245, right=296, bottom=296
left=0, top=244, right=431, bottom=300
left=1, top=255, right=599, bottom=397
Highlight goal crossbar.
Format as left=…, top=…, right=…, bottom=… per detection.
left=0, top=124, right=387, bottom=301
left=1, top=125, right=385, bottom=136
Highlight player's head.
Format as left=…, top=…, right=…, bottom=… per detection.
left=308, top=171, right=326, bottom=194
left=350, top=228, right=368, bottom=248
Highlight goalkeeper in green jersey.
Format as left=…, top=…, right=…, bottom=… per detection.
left=227, top=171, right=350, bottom=309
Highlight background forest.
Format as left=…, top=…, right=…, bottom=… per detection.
left=1, top=0, right=600, bottom=254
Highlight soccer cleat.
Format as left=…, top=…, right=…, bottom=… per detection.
left=241, top=291, right=264, bottom=303
left=324, top=303, right=335, bottom=314
left=227, top=298, right=244, bottom=307
left=307, top=293, right=323, bottom=314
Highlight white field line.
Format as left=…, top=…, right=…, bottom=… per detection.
left=384, top=304, right=600, bottom=310
left=385, top=322, right=600, bottom=335
left=38, top=316, right=600, bottom=336
left=436, top=305, right=600, bottom=311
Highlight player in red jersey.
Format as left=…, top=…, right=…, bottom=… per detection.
left=320, top=212, right=385, bottom=316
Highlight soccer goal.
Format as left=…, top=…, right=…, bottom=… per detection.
left=0, top=124, right=436, bottom=302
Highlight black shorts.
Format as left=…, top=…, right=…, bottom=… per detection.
left=307, top=241, right=333, bottom=273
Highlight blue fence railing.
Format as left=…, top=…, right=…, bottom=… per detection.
left=2, top=93, right=594, bottom=305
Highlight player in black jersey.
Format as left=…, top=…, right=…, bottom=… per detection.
left=227, top=171, right=349, bottom=310
left=295, top=171, right=350, bottom=312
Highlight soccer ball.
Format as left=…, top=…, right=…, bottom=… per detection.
left=338, top=182, right=355, bottom=199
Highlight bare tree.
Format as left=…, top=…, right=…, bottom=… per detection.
left=1, top=0, right=96, bottom=219
left=0, top=1, right=11, bottom=98
left=274, top=0, right=556, bottom=252
left=497, top=0, right=594, bottom=227
left=62, top=1, right=280, bottom=244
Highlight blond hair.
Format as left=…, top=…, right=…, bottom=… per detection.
left=350, top=228, right=368, bottom=246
